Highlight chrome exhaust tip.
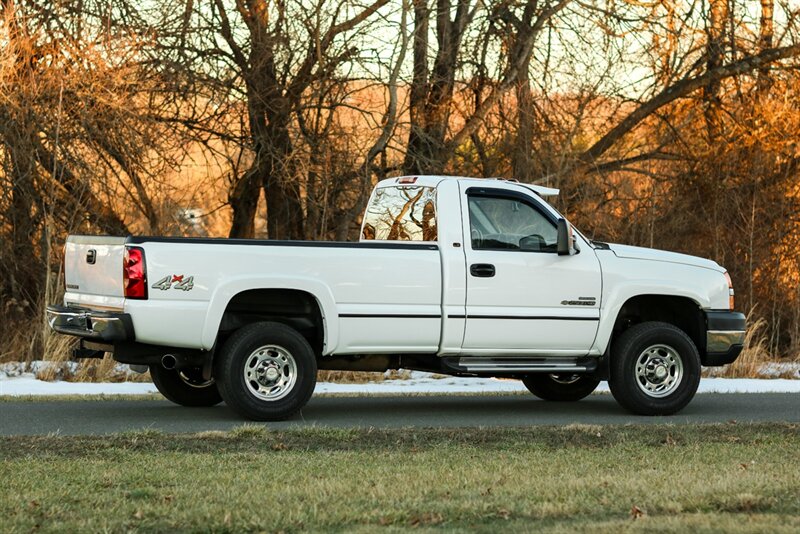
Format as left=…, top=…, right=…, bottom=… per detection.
left=161, top=354, right=177, bottom=370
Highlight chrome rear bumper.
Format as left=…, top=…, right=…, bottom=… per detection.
left=46, top=305, right=134, bottom=342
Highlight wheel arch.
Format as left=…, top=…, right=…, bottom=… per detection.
left=201, top=277, right=338, bottom=354
left=598, top=293, right=706, bottom=356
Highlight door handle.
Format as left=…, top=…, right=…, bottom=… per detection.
left=470, top=263, right=495, bottom=277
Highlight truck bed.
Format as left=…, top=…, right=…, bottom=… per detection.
left=64, top=236, right=445, bottom=354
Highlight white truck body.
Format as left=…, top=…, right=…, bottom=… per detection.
left=49, top=176, right=745, bottom=419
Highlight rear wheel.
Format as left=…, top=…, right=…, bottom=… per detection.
left=609, top=321, right=701, bottom=415
left=149, top=364, right=222, bottom=407
left=214, top=322, right=317, bottom=421
left=522, top=374, right=600, bottom=401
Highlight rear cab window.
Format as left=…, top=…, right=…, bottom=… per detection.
left=361, top=185, right=437, bottom=242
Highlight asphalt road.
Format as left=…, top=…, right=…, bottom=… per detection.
left=1, top=393, right=798, bottom=435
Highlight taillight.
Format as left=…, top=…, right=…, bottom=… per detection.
left=724, top=271, right=734, bottom=310
left=124, top=246, right=148, bottom=299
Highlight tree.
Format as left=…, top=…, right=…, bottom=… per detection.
left=207, top=0, right=390, bottom=239
left=403, top=0, right=572, bottom=176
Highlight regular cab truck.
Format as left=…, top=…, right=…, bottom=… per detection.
left=47, top=176, right=746, bottom=420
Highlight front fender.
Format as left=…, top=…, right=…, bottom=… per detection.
left=593, top=281, right=712, bottom=355
left=201, top=276, right=339, bottom=353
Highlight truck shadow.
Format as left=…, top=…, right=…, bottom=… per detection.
left=4, top=393, right=793, bottom=436
left=299, top=394, right=649, bottom=427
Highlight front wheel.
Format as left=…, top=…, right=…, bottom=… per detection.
left=214, top=322, right=317, bottom=421
left=149, top=364, right=223, bottom=407
left=608, top=321, right=701, bottom=415
left=522, top=374, right=600, bottom=401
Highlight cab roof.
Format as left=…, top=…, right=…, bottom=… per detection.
left=376, top=175, right=560, bottom=197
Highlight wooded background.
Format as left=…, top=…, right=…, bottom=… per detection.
left=1, top=0, right=799, bottom=362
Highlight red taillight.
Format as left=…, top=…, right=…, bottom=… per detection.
left=124, top=246, right=148, bottom=299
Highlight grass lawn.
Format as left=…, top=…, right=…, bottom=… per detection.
left=1, top=423, right=799, bottom=532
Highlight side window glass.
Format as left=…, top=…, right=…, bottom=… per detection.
left=468, top=195, right=557, bottom=252
left=361, top=186, right=437, bottom=241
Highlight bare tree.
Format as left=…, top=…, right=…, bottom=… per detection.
left=206, top=0, right=391, bottom=239
left=403, top=0, right=572, bottom=176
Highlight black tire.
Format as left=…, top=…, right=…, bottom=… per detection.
left=608, top=321, right=701, bottom=415
left=149, top=364, right=223, bottom=407
left=522, top=374, right=600, bottom=401
left=214, top=322, right=317, bottom=421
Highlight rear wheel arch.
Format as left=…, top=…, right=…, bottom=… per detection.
left=214, top=288, right=327, bottom=357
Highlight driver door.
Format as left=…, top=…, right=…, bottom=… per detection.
left=459, top=184, right=602, bottom=355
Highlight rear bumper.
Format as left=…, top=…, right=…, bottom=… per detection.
left=46, top=305, right=134, bottom=342
left=703, top=311, right=746, bottom=366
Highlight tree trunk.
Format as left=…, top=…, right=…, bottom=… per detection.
left=512, top=54, right=535, bottom=182
left=262, top=112, right=304, bottom=240
left=757, top=0, right=774, bottom=94
left=404, top=0, right=432, bottom=175
left=404, top=0, right=471, bottom=175
left=704, top=0, right=728, bottom=141
left=264, top=169, right=304, bottom=240
left=7, top=125, right=41, bottom=300
left=229, top=86, right=268, bottom=239
left=228, top=167, right=260, bottom=238
left=304, top=138, right=324, bottom=240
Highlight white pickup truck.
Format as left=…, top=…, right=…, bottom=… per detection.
left=48, top=176, right=745, bottom=420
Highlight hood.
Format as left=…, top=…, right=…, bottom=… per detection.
left=607, top=244, right=724, bottom=272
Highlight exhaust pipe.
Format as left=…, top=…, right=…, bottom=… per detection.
left=161, top=354, right=177, bottom=370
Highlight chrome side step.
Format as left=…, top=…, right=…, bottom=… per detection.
left=457, top=357, right=596, bottom=374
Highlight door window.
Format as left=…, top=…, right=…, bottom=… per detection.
left=468, top=195, right=557, bottom=252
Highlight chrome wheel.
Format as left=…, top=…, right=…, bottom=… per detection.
left=243, top=345, right=297, bottom=401
left=148, top=364, right=222, bottom=407
left=178, top=369, right=215, bottom=389
left=549, top=373, right=581, bottom=385
left=635, top=344, right=684, bottom=398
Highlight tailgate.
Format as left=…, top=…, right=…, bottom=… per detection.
left=64, top=236, right=127, bottom=301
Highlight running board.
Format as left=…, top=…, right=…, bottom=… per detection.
left=454, top=357, right=597, bottom=374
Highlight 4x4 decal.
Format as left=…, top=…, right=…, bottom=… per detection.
left=152, top=275, right=194, bottom=291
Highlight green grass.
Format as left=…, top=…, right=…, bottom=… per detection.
left=2, top=424, right=799, bottom=532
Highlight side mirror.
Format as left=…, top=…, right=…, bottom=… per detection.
left=557, top=219, right=575, bottom=256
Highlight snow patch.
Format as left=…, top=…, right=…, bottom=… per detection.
left=0, top=360, right=145, bottom=382
left=0, top=374, right=159, bottom=396
left=703, top=361, right=800, bottom=379
left=0, top=370, right=799, bottom=397
left=754, top=362, right=800, bottom=379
